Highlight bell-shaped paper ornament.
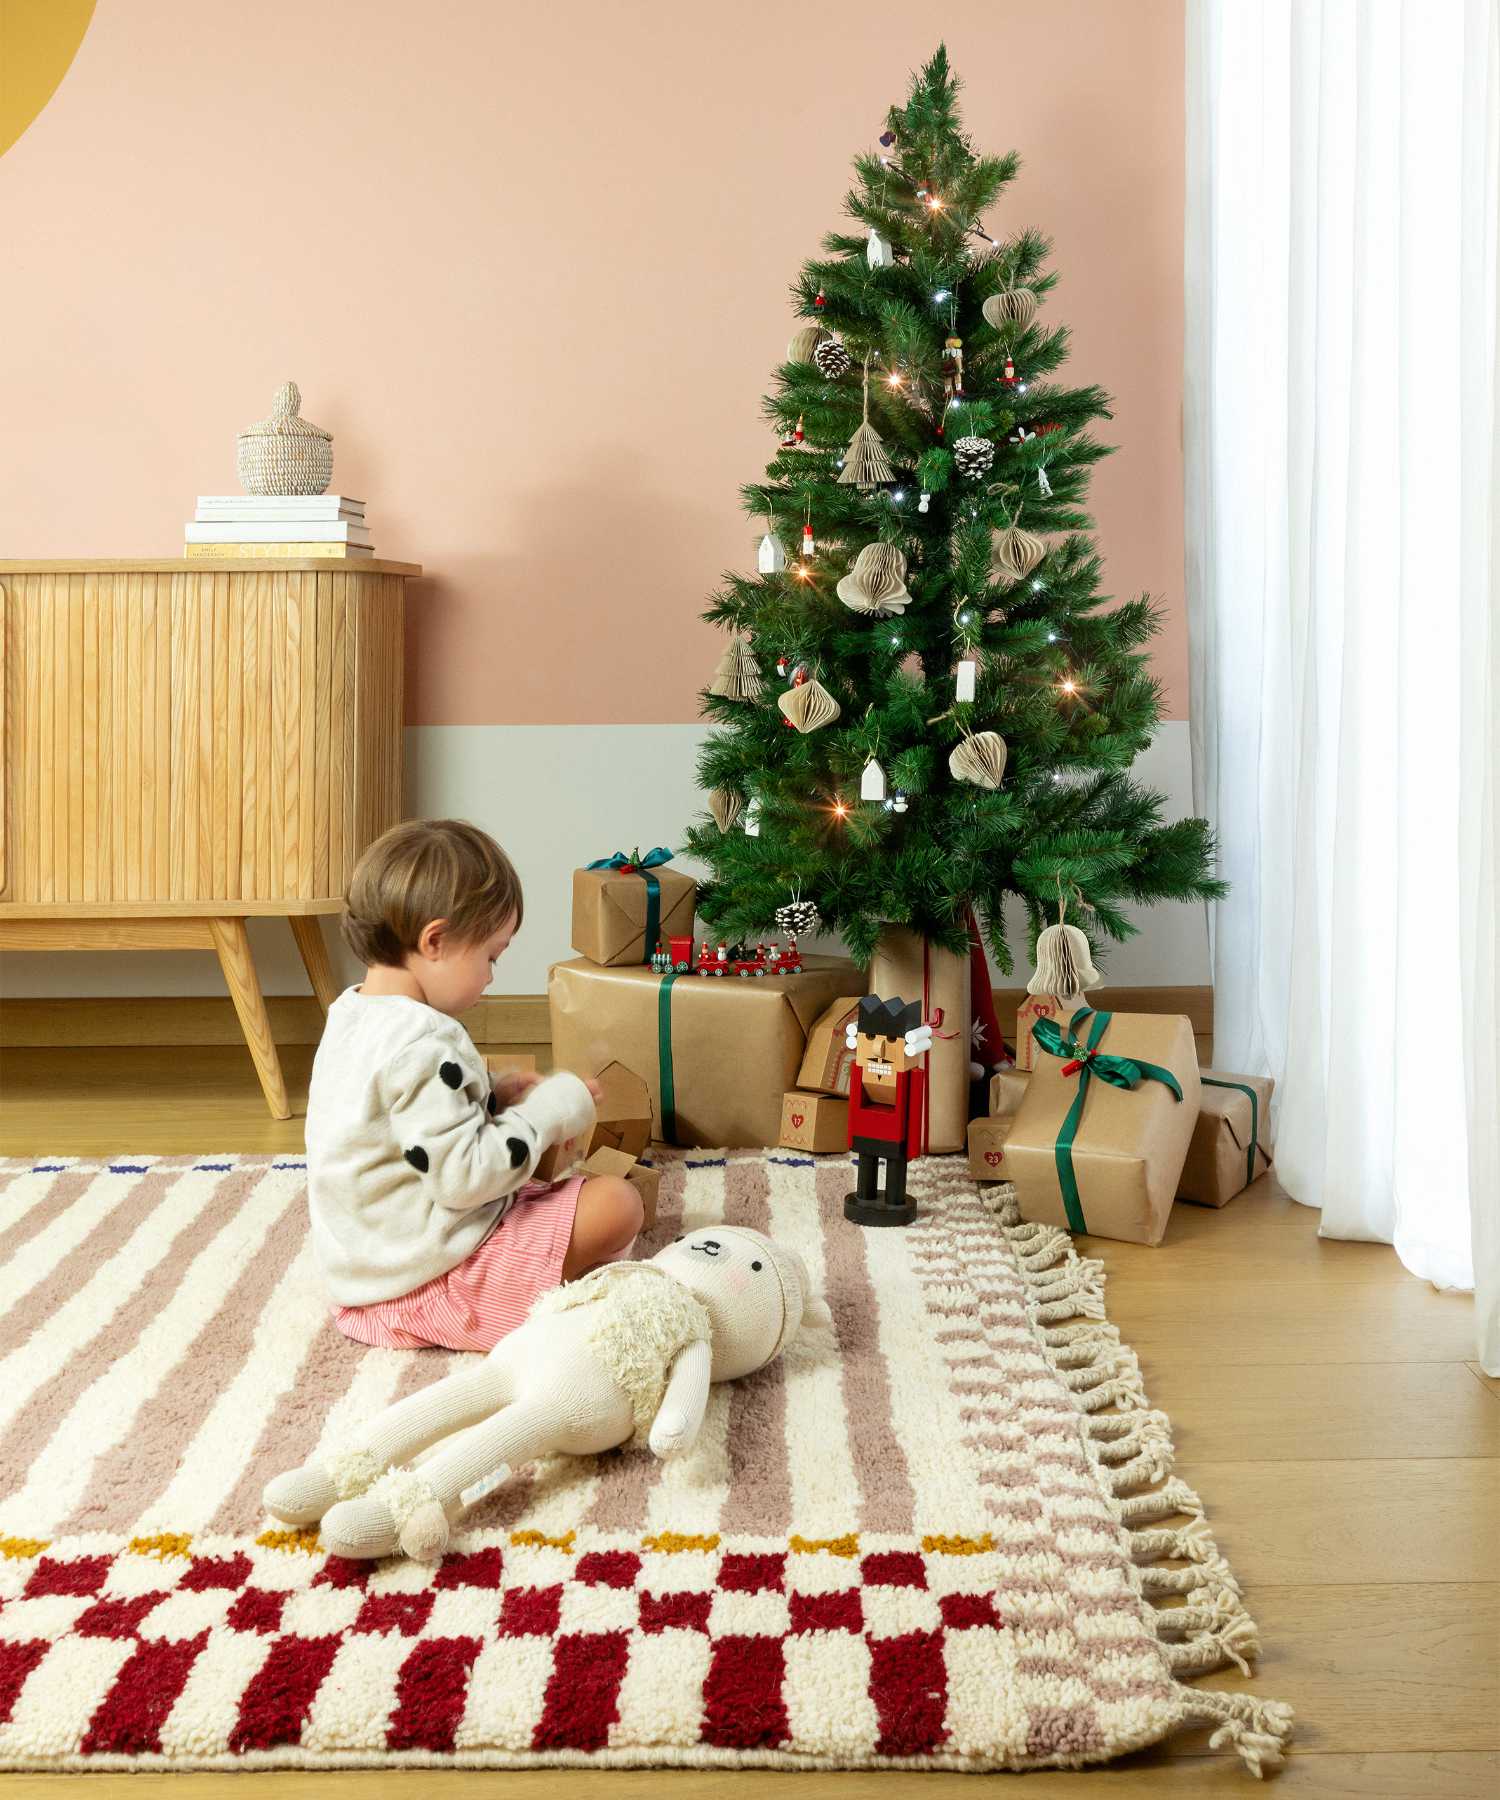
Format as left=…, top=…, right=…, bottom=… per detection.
left=709, top=788, right=745, bottom=833
left=1028, top=922, right=1102, bottom=998
left=982, top=286, right=1040, bottom=332
left=992, top=522, right=1047, bottom=581
left=949, top=730, right=1008, bottom=790
left=788, top=324, right=832, bottom=364
left=860, top=758, right=887, bottom=801
left=708, top=635, right=763, bottom=702
left=866, top=228, right=895, bottom=269
left=757, top=531, right=786, bottom=574
left=836, top=541, right=910, bottom=616
left=778, top=678, right=841, bottom=733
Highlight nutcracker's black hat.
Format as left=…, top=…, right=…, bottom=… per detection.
left=858, top=994, right=922, bottom=1037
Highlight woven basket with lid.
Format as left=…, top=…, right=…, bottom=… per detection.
left=236, top=381, right=334, bottom=495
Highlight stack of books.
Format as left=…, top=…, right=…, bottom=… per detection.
left=184, top=496, right=373, bottom=559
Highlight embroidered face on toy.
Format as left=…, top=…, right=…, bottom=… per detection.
left=653, top=1226, right=825, bottom=1381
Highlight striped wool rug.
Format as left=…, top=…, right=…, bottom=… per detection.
left=0, top=1151, right=1290, bottom=1776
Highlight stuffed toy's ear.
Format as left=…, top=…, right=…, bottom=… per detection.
left=802, top=1296, right=835, bottom=1331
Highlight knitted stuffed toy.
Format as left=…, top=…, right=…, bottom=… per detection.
left=263, top=1226, right=829, bottom=1561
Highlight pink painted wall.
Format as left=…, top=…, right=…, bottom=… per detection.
left=0, top=0, right=1187, bottom=723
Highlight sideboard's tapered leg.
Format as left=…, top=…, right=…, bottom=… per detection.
left=290, top=913, right=340, bottom=1014
left=209, top=916, right=292, bottom=1120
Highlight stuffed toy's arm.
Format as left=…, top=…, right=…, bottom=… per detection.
left=647, top=1339, right=712, bottom=1458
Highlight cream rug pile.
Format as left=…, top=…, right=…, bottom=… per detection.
left=0, top=1151, right=1289, bottom=1774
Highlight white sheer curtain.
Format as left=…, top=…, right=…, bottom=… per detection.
left=1185, top=0, right=1500, bottom=1371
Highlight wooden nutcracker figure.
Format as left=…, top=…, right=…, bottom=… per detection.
left=844, top=995, right=934, bottom=1227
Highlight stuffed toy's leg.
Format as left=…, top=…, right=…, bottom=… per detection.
left=321, top=1396, right=572, bottom=1562
left=262, top=1358, right=516, bottom=1527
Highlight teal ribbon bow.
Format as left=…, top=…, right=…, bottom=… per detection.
left=586, top=847, right=675, bottom=961
left=1030, top=1007, right=1184, bottom=1234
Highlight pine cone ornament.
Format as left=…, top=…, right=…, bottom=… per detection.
left=775, top=898, right=821, bottom=936
left=812, top=338, right=853, bottom=379
left=953, top=434, right=995, bottom=480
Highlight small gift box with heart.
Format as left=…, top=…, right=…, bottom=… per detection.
left=1003, top=1006, right=1200, bottom=1246
left=571, top=846, right=696, bottom=968
left=967, top=1068, right=1030, bottom=1180
left=778, top=1089, right=850, bottom=1154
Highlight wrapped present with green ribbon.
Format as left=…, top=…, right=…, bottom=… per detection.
left=1002, top=1005, right=1201, bottom=1246
left=1177, top=1069, right=1275, bottom=1207
left=548, top=954, right=857, bottom=1149
left=571, top=847, right=696, bottom=968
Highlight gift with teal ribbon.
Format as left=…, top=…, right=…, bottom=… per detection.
left=1178, top=1070, right=1275, bottom=1205
left=573, top=846, right=695, bottom=968
left=1002, top=1005, right=1200, bottom=1244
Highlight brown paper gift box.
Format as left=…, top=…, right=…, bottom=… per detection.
left=866, top=928, right=971, bottom=1152
left=578, top=1145, right=660, bottom=1230
left=796, top=996, right=863, bottom=1096
left=988, top=1068, right=1030, bottom=1121
left=571, top=862, right=696, bottom=967
left=779, top=1090, right=850, bottom=1154
left=1177, top=1070, right=1275, bottom=1207
left=1003, top=1009, right=1201, bottom=1246
left=548, top=955, right=858, bottom=1149
left=531, top=1060, right=652, bottom=1185
left=968, top=1116, right=1015, bottom=1181
left=1013, top=994, right=1067, bottom=1072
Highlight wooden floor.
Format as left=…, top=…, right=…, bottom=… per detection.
left=1, top=1042, right=1497, bottom=1798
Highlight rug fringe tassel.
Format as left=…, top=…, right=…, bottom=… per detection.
left=988, top=1179, right=1294, bottom=1777
left=1177, top=1690, right=1296, bottom=1778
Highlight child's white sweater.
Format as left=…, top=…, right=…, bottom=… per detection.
left=305, top=987, right=595, bottom=1306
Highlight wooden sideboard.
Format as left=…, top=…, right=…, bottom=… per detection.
left=0, top=558, right=420, bottom=1117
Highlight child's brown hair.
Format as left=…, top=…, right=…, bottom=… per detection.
left=340, top=818, right=523, bottom=967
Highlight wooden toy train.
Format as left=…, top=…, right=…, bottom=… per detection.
left=649, top=933, right=804, bottom=978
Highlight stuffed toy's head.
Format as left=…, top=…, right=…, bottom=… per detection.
left=653, top=1226, right=830, bottom=1380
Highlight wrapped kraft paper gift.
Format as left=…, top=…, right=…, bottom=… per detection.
left=527, top=1061, right=652, bottom=1186
left=549, top=955, right=857, bottom=1149
left=577, top=1145, right=661, bottom=1231
left=1013, top=993, right=1066, bottom=1072
left=1003, top=1006, right=1201, bottom=1246
left=866, top=928, right=972, bottom=1152
left=779, top=1090, right=850, bottom=1154
left=796, top=996, right=863, bottom=1095
left=571, top=848, right=696, bottom=968
left=967, top=1068, right=1031, bottom=1181
left=1177, top=1070, right=1275, bottom=1207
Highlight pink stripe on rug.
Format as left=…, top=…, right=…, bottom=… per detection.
left=719, top=1157, right=792, bottom=1539
left=57, top=1172, right=309, bottom=1534
left=814, top=1160, right=916, bottom=1534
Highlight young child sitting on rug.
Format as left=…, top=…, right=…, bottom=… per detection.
left=305, top=817, right=643, bottom=1354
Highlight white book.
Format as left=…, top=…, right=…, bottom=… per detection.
left=185, top=519, right=373, bottom=544
left=195, top=495, right=366, bottom=519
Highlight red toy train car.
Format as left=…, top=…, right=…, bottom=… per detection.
left=650, top=934, right=804, bottom=977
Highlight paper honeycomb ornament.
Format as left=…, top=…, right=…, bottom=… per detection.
left=787, top=325, right=832, bottom=363
left=778, top=678, right=841, bottom=733
left=949, top=730, right=1008, bottom=789
left=992, top=522, right=1047, bottom=581
left=836, top=542, right=910, bottom=616
left=982, top=286, right=1040, bottom=331
left=709, top=788, right=745, bottom=832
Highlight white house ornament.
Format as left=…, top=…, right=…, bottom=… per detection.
left=757, top=531, right=786, bottom=574
left=860, top=758, right=888, bottom=801
left=866, top=228, right=895, bottom=269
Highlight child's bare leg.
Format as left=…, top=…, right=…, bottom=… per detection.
left=562, top=1174, right=644, bottom=1279
left=263, top=1358, right=515, bottom=1525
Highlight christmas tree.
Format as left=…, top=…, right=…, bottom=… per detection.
left=685, top=46, right=1224, bottom=978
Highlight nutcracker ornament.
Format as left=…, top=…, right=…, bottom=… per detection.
left=941, top=334, right=965, bottom=400
left=843, top=995, right=934, bottom=1228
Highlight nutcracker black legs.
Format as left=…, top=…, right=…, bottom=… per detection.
left=844, top=1146, right=917, bottom=1228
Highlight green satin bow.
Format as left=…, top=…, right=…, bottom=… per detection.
left=1030, top=1007, right=1184, bottom=1233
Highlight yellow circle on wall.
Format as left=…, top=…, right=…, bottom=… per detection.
left=0, top=0, right=96, bottom=158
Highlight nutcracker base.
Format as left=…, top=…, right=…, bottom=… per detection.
left=844, top=1193, right=918, bottom=1228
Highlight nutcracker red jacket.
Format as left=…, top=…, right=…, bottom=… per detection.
left=848, top=1064, right=926, bottom=1152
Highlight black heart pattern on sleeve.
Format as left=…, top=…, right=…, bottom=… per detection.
left=439, top=1061, right=464, bottom=1089
left=487, top=1092, right=499, bottom=1116
left=404, top=1146, right=430, bottom=1173
left=505, top=1138, right=528, bottom=1169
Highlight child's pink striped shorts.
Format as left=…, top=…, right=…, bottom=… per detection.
left=331, top=1174, right=584, bottom=1353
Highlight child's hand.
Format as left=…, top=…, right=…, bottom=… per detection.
left=585, top=1076, right=604, bottom=1103
left=492, top=1069, right=546, bottom=1107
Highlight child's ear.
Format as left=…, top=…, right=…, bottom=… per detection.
left=416, top=918, right=450, bottom=960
